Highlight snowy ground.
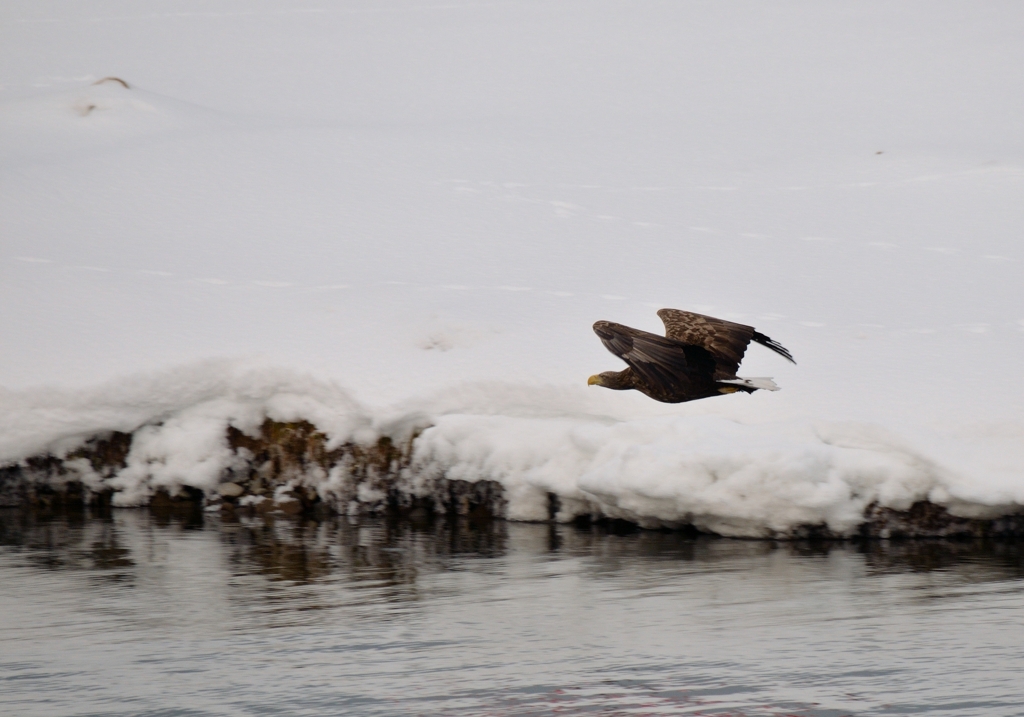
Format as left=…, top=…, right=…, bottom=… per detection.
left=2, top=1, right=1023, bottom=535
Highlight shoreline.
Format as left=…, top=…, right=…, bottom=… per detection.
left=4, top=418, right=1022, bottom=541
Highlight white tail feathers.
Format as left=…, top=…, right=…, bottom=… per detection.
left=718, top=377, right=780, bottom=391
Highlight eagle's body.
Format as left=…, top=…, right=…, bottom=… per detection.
left=589, top=309, right=795, bottom=403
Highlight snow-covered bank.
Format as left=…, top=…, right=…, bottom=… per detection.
left=2, top=3, right=1022, bottom=536
left=3, top=362, right=1022, bottom=538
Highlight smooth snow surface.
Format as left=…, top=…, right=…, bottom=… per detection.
left=2, top=1, right=1023, bottom=534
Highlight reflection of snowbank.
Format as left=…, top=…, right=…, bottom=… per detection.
left=3, top=362, right=1022, bottom=537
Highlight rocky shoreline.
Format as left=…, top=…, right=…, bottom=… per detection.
left=2, top=419, right=1022, bottom=539
left=0, top=420, right=508, bottom=522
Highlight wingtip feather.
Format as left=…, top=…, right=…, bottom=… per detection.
left=752, top=331, right=796, bottom=364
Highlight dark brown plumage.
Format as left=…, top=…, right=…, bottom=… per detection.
left=589, top=309, right=795, bottom=403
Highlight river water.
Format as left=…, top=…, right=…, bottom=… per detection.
left=1, top=507, right=1023, bottom=717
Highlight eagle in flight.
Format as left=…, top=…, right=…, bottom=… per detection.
left=588, top=309, right=795, bottom=403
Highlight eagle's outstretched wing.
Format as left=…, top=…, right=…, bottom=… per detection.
left=657, top=309, right=795, bottom=376
left=593, top=320, right=716, bottom=396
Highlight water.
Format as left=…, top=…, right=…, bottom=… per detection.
left=2, top=508, right=1024, bottom=717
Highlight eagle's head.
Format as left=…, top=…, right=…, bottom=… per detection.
left=588, top=371, right=632, bottom=389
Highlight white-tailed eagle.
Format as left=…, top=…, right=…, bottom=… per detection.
left=588, top=309, right=795, bottom=403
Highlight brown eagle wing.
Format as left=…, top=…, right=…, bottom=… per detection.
left=657, top=309, right=795, bottom=377
left=593, top=320, right=717, bottom=397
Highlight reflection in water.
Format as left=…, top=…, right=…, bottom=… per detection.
left=858, top=537, right=1024, bottom=577
left=7, top=507, right=1024, bottom=589
left=222, top=513, right=508, bottom=587
left=2, top=507, right=1024, bottom=716
left=0, top=507, right=135, bottom=575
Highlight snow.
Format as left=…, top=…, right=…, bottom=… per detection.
left=1, top=1, right=1022, bottom=535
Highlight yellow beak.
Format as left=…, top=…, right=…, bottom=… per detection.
left=587, top=375, right=601, bottom=386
